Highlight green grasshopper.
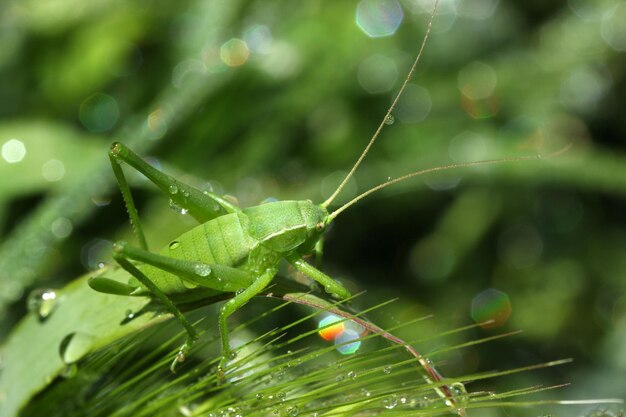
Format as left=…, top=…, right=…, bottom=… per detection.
left=88, top=1, right=560, bottom=383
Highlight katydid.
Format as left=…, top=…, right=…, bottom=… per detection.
left=88, top=0, right=565, bottom=393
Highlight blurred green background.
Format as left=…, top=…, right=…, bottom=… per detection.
left=1, top=0, right=625, bottom=415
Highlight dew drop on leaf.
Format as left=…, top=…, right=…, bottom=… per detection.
left=169, top=199, right=188, bottom=215
left=193, top=263, right=212, bottom=277
left=383, top=394, right=398, bottom=409
left=61, top=363, right=78, bottom=379
left=59, top=332, right=95, bottom=364
left=27, top=288, right=58, bottom=320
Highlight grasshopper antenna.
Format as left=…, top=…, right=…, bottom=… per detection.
left=321, top=0, right=440, bottom=209
left=328, top=144, right=572, bottom=221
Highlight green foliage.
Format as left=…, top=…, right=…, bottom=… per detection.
left=1, top=0, right=625, bottom=416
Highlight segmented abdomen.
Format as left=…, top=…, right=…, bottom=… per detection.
left=162, top=212, right=254, bottom=268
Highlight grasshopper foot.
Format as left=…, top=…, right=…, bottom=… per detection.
left=215, top=350, right=237, bottom=384
left=170, top=335, right=197, bottom=373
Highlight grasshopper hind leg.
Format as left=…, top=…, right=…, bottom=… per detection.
left=111, top=247, right=199, bottom=372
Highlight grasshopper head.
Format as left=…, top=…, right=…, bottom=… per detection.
left=295, top=200, right=330, bottom=255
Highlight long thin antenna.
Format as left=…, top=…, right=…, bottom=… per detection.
left=321, top=0, right=440, bottom=209
left=328, top=144, right=572, bottom=221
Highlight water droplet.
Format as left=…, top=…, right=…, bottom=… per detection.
left=228, top=351, right=237, bottom=360
left=361, top=388, right=371, bottom=397
left=181, top=279, right=199, bottom=289
left=382, top=394, right=398, bottom=409
left=59, top=332, right=95, bottom=364
left=348, top=370, right=357, bottom=379
left=335, top=375, right=344, bottom=382
left=169, top=199, right=189, bottom=215
left=169, top=241, right=180, bottom=250
left=61, top=363, right=78, bottom=379
left=448, top=382, right=469, bottom=407
left=450, top=382, right=467, bottom=396
left=125, top=309, right=135, bottom=320
left=384, top=114, right=395, bottom=125
left=383, top=365, right=392, bottom=374
left=182, top=190, right=190, bottom=198
left=236, top=288, right=245, bottom=295
left=255, top=393, right=264, bottom=400
left=97, top=262, right=106, bottom=269
left=224, top=194, right=239, bottom=206
left=193, top=263, right=212, bottom=277
left=169, top=185, right=179, bottom=194
left=276, top=391, right=286, bottom=402
left=27, top=288, right=58, bottom=320
left=286, top=406, right=298, bottom=416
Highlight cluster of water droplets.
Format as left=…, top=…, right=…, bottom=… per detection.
left=168, top=184, right=191, bottom=215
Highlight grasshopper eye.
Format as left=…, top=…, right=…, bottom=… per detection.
left=315, top=222, right=324, bottom=232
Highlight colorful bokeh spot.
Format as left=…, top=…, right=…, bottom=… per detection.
left=318, top=315, right=364, bottom=354
left=79, top=92, right=119, bottom=133
left=457, top=62, right=499, bottom=119
left=220, top=38, right=250, bottom=67
left=318, top=315, right=345, bottom=341
left=356, top=0, right=403, bottom=38
left=335, top=329, right=361, bottom=355
left=471, top=289, right=512, bottom=329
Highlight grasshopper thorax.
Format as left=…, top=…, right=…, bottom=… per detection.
left=242, top=200, right=329, bottom=254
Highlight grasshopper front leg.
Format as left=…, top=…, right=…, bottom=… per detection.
left=217, top=267, right=277, bottom=377
left=286, top=253, right=351, bottom=300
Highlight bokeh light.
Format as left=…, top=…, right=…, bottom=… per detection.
left=145, top=107, right=169, bottom=140
left=395, top=84, right=431, bottom=123
left=220, top=38, right=250, bottom=67
left=560, top=65, right=611, bottom=113
left=567, top=0, right=606, bottom=21
left=51, top=217, right=73, bottom=239
left=448, top=131, right=488, bottom=163
left=358, top=54, right=398, bottom=94
left=471, top=288, right=512, bottom=329
left=79, top=92, right=119, bottom=133
left=356, top=0, right=403, bottom=38
left=318, top=315, right=345, bottom=341
left=458, top=61, right=499, bottom=119
left=243, top=24, right=273, bottom=54
left=172, top=59, right=205, bottom=88
left=457, top=0, right=499, bottom=20
left=335, top=329, right=362, bottom=355
left=458, top=61, right=497, bottom=100
left=1, top=139, right=26, bottom=163
left=318, top=315, right=364, bottom=355
left=601, top=3, right=626, bottom=51
left=41, top=159, right=65, bottom=182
